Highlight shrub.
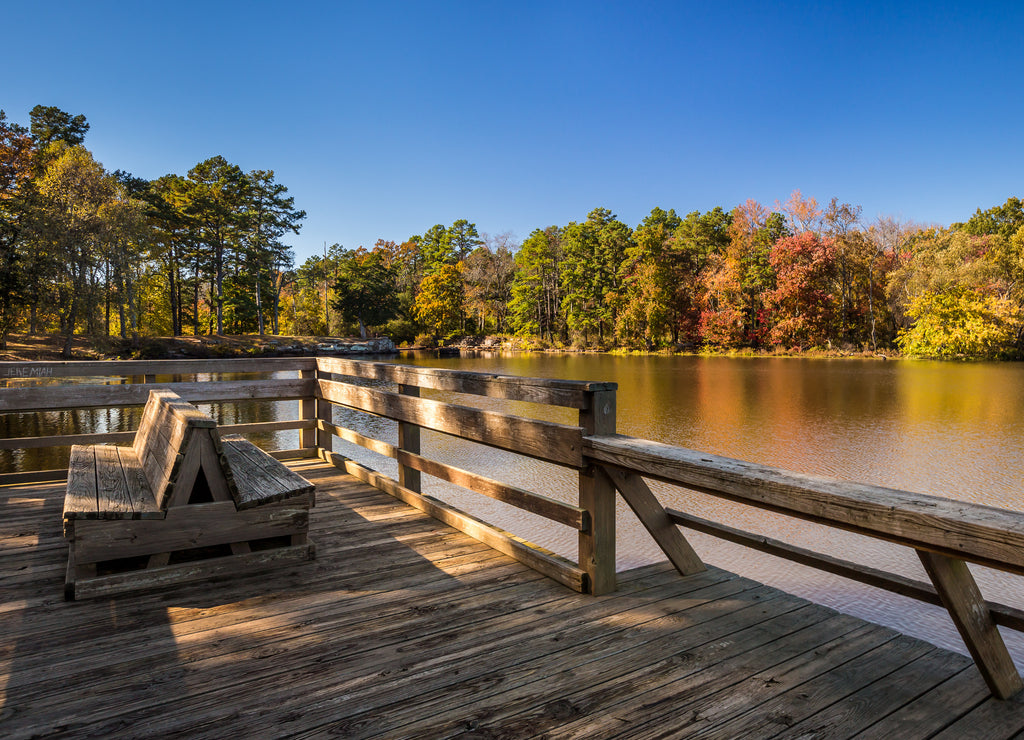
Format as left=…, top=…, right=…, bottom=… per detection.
left=380, top=318, right=417, bottom=344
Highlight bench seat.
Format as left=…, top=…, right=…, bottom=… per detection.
left=221, top=434, right=315, bottom=509
left=62, top=389, right=315, bottom=599
left=63, top=444, right=163, bottom=523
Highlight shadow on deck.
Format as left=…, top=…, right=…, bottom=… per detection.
left=2, top=460, right=1023, bottom=739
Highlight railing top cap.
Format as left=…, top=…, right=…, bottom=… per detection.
left=314, top=357, right=617, bottom=392
left=0, top=357, right=317, bottom=379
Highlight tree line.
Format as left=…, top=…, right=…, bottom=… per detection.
left=3, top=106, right=1023, bottom=358
left=0, top=106, right=304, bottom=356
left=319, top=195, right=1024, bottom=359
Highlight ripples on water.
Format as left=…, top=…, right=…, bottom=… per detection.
left=4, top=356, right=1024, bottom=667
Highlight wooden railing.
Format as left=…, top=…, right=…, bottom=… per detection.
left=2, top=356, right=1024, bottom=698
left=311, top=356, right=618, bottom=594
left=0, top=358, right=320, bottom=484
left=0, top=356, right=619, bottom=594
left=584, top=434, right=1024, bottom=700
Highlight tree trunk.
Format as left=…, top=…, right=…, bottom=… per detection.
left=126, top=270, right=138, bottom=339
left=215, top=244, right=224, bottom=335
left=168, top=251, right=180, bottom=337
left=193, top=258, right=201, bottom=336
left=62, top=290, right=79, bottom=359
left=208, top=278, right=217, bottom=335
left=87, top=268, right=98, bottom=336
left=323, top=271, right=330, bottom=335
left=117, top=265, right=127, bottom=340
left=271, top=283, right=280, bottom=335
left=868, top=262, right=877, bottom=352
left=63, top=251, right=90, bottom=359
left=255, top=266, right=265, bottom=336
left=104, top=260, right=111, bottom=337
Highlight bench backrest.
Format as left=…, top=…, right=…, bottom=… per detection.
left=134, top=389, right=219, bottom=510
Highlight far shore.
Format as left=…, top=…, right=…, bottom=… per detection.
left=0, top=333, right=913, bottom=364
left=0, top=334, right=395, bottom=363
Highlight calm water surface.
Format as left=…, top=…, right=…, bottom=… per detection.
left=4, top=355, right=1023, bottom=664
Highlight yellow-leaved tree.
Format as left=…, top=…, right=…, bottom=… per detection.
left=897, top=288, right=1022, bottom=359
left=414, top=263, right=464, bottom=340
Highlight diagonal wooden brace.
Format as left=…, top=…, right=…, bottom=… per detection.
left=599, top=465, right=706, bottom=577
left=918, top=549, right=1023, bottom=699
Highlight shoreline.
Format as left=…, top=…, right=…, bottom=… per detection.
left=449, top=338, right=899, bottom=361
left=0, top=334, right=397, bottom=363
left=2, top=333, right=1005, bottom=363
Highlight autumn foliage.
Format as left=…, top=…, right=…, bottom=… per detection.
left=764, top=232, right=836, bottom=348
left=3, top=104, right=1024, bottom=359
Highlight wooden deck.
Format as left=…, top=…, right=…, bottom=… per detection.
left=3, top=460, right=1023, bottom=739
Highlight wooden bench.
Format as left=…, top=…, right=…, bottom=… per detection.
left=62, top=389, right=315, bottom=600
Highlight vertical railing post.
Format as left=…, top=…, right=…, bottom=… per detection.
left=315, top=361, right=333, bottom=455
left=579, top=387, right=617, bottom=595
left=299, top=367, right=317, bottom=453
left=397, top=383, right=421, bottom=493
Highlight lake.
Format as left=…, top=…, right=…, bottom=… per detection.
left=4, top=353, right=1023, bottom=665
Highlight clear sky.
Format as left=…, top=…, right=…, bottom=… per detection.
left=5, top=1, right=1022, bottom=263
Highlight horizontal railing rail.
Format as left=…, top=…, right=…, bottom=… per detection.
left=0, top=420, right=315, bottom=452
left=664, top=508, right=1024, bottom=633
left=315, top=356, right=614, bottom=408
left=0, top=378, right=314, bottom=413
left=0, top=357, right=316, bottom=380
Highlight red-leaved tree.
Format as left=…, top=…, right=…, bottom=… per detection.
left=764, top=232, right=837, bottom=348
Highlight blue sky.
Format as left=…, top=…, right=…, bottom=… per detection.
left=4, top=1, right=1022, bottom=263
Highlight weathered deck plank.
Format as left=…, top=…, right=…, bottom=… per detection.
left=390, top=595, right=832, bottom=740
left=0, top=460, right=1019, bottom=739
left=851, top=666, right=992, bottom=739
left=540, top=617, right=886, bottom=740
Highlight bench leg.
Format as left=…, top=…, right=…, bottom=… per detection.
left=66, top=546, right=97, bottom=601
left=291, top=533, right=315, bottom=559
left=65, top=548, right=76, bottom=601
